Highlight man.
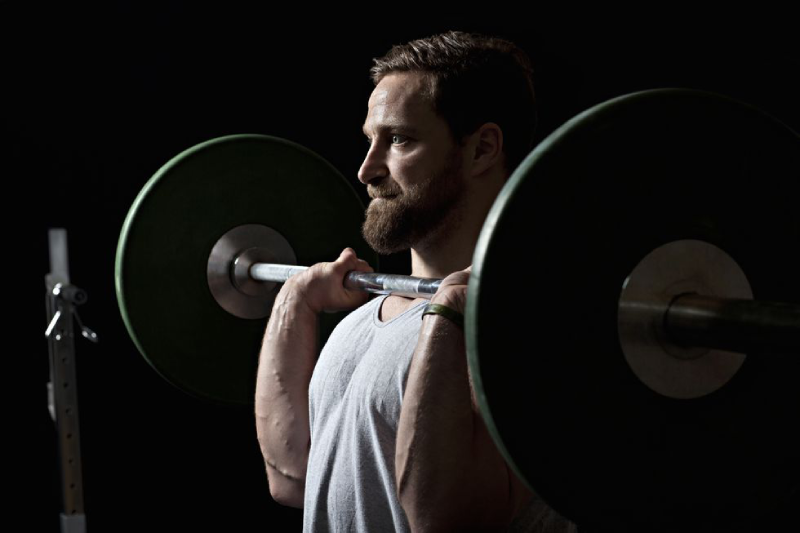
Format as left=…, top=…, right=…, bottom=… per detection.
left=255, top=31, right=575, bottom=532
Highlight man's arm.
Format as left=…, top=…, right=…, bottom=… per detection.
left=395, top=269, right=536, bottom=531
left=255, top=248, right=372, bottom=508
left=255, top=286, right=317, bottom=508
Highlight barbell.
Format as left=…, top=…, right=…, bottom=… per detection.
left=115, top=88, right=799, bottom=531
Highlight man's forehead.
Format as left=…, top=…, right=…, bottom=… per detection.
left=364, top=72, right=433, bottom=130
left=371, top=72, right=427, bottom=103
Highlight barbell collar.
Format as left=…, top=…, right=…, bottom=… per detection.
left=665, top=293, right=800, bottom=354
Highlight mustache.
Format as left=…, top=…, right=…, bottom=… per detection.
left=367, top=183, right=402, bottom=199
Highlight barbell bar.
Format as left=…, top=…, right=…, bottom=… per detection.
left=212, top=220, right=798, bottom=359
left=247, top=260, right=800, bottom=352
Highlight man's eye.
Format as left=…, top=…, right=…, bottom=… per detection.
left=391, top=134, right=408, bottom=144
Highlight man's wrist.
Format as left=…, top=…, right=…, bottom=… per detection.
left=421, top=302, right=464, bottom=330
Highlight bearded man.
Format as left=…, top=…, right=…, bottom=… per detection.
left=255, top=31, right=576, bottom=532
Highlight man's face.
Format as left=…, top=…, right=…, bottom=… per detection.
left=359, top=72, right=465, bottom=254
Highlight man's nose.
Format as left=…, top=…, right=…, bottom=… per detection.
left=357, top=142, right=388, bottom=185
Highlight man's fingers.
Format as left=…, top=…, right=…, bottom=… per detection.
left=356, top=259, right=374, bottom=273
left=441, top=270, right=471, bottom=288
left=338, top=248, right=374, bottom=273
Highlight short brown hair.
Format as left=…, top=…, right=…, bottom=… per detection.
left=370, top=31, right=537, bottom=173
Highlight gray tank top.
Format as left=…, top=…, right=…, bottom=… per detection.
left=304, top=295, right=425, bottom=532
left=303, top=295, right=577, bottom=532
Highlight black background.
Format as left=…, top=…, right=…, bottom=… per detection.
left=5, top=3, right=798, bottom=531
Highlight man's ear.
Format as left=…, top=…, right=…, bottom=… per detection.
left=468, top=123, right=504, bottom=178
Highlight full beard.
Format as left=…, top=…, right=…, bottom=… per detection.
left=362, top=152, right=463, bottom=255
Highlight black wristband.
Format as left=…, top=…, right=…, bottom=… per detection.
left=421, top=303, right=464, bottom=330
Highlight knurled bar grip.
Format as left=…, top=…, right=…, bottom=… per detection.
left=249, top=262, right=443, bottom=299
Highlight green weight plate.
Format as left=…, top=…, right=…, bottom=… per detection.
left=116, top=135, right=376, bottom=405
left=467, top=89, right=799, bottom=531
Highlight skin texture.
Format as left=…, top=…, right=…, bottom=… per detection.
left=256, top=71, right=542, bottom=529
left=360, top=74, right=465, bottom=257
left=255, top=249, right=373, bottom=507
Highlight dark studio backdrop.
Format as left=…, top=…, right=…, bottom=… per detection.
left=5, top=3, right=798, bottom=531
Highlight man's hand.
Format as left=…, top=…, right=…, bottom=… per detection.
left=286, top=247, right=374, bottom=314
left=429, top=265, right=471, bottom=314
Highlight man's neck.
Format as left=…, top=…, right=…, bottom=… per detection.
left=409, top=198, right=489, bottom=280
left=409, top=165, right=507, bottom=280
left=410, top=246, right=472, bottom=280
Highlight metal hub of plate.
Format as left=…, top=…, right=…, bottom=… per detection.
left=116, top=134, right=377, bottom=406
left=617, top=239, right=752, bottom=399
left=207, top=224, right=297, bottom=319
